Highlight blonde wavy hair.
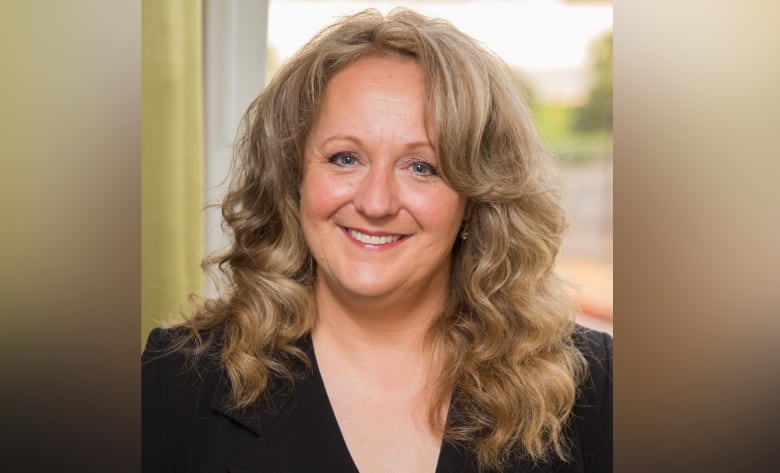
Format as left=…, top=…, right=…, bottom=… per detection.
left=171, top=8, right=586, bottom=471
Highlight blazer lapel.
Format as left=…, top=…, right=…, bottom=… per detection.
left=212, top=337, right=359, bottom=473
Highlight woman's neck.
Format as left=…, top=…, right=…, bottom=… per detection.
left=310, top=276, right=448, bottom=376
left=310, top=283, right=450, bottom=473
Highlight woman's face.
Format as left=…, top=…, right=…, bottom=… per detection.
left=300, top=55, right=467, bottom=306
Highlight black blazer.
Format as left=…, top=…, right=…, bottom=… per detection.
left=142, top=326, right=612, bottom=473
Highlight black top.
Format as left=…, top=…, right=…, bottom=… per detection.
left=142, top=326, right=612, bottom=473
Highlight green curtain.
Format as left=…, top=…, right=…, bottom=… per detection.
left=142, top=0, right=203, bottom=348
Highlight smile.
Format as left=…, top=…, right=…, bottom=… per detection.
left=346, top=228, right=404, bottom=245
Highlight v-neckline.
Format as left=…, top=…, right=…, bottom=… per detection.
left=305, top=335, right=459, bottom=473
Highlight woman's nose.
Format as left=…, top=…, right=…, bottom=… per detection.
left=353, top=164, right=400, bottom=218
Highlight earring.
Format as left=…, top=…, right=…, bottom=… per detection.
left=460, top=226, right=469, bottom=240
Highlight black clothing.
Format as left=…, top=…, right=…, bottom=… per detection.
left=142, top=326, right=612, bottom=472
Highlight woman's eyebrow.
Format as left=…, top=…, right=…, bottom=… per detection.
left=315, top=135, right=434, bottom=155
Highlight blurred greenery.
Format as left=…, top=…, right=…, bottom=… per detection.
left=574, top=31, right=613, bottom=133
left=524, top=30, right=613, bottom=165
left=532, top=103, right=612, bottom=164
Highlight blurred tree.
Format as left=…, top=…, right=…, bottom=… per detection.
left=574, top=31, right=612, bottom=132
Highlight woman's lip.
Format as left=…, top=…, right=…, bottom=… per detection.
left=341, top=227, right=408, bottom=246
left=342, top=226, right=406, bottom=237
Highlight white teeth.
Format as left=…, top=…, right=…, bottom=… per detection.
left=348, top=229, right=402, bottom=245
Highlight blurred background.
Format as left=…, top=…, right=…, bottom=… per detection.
left=142, top=0, right=613, bottom=345
left=7, top=1, right=779, bottom=470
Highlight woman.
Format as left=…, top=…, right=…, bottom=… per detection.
left=143, top=8, right=612, bottom=473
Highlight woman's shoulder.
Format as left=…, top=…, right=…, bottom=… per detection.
left=142, top=328, right=264, bottom=471
left=143, top=326, right=224, bottom=362
left=571, top=324, right=613, bottom=375
left=570, top=324, right=613, bottom=402
left=568, top=324, right=613, bottom=470
left=142, top=326, right=228, bottom=416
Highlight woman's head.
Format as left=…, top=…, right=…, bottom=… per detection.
left=226, top=8, right=564, bottom=299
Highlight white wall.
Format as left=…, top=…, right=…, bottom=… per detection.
left=202, top=0, right=269, bottom=296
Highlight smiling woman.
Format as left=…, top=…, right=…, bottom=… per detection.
left=142, top=8, right=612, bottom=473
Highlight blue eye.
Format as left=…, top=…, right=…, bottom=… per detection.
left=410, top=160, right=437, bottom=176
left=328, top=152, right=358, bottom=167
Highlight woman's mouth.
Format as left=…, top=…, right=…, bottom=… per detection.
left=346, top=228, right=405, bottom=245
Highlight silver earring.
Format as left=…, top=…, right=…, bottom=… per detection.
left=460, top=227, right=469, bottom=240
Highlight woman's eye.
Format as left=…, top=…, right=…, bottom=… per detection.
left=328, top=152, right=358, bottom=166
left=410, top=160, right=437, bottom=176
